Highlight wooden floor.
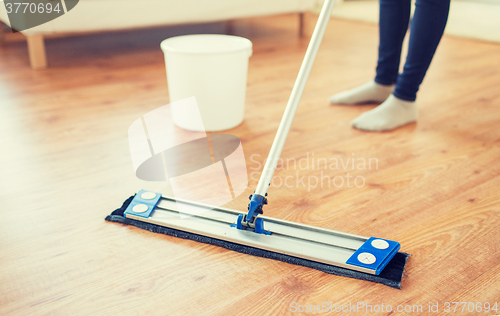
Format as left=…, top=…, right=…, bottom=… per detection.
left=1, top=14, right=499, bottom=316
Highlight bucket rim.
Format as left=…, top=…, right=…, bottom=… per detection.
left=160, top=34, right=252, bottom=55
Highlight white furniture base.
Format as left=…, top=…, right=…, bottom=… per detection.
left=0, top=0, right=315, bottom=69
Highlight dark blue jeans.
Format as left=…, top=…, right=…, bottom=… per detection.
left=374, top=0, right=451, bottom=101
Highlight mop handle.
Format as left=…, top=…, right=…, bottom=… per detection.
left=254, top=0, right=336, bottom=197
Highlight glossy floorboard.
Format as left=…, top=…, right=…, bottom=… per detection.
left=1, top=14, right=499, bottom=316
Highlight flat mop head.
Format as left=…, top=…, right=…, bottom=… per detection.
left=105, top=192, right=409, bottom=289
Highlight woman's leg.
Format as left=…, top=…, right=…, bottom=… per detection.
left=351, top=0, right=450, bottom=131
left=393, top=0, right=451, bottom=101
left=375, top=0, right=412, bottom=86
left=329, top=0, right=411, bottom=105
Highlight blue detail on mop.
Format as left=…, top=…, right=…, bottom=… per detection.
left=246, top=194, right=267, bottom=221
left=124, top=190, right=162, bottom=218
left=346, top=237, right=400, bottom=275
left=232, top=193, right=271, bottom=235
left=233, top=214, right=271, bottom=235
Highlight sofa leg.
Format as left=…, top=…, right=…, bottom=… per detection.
left=0, top=23, right=5, bottom=42
left=226, top=20, right=234, bottom=35
left=298, top=12, right=305, bottom=37
left=26, top=34, right=47, bottom=70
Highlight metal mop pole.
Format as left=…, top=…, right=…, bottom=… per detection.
left=244, top=0, right=337, bottom=228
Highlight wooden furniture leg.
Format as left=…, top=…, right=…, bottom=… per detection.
left=226, top=20, right=235, bottom=35
left=26, top=34, right=47, bottom=70
left=0, top=23, right=5, bottom=42
left=299, top=12, right=305, bottom=37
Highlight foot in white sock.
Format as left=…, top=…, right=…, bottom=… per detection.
left=350, top=95, right=418, bottom=131
left=329, top=81, right=394, bottom=105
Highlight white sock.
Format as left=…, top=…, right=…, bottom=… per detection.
left=329, top=81, right=394, bottom=105
left=350, top=94, right=418, bottom=131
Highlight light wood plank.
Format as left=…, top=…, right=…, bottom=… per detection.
left=0, top=13, right=499, bottom=316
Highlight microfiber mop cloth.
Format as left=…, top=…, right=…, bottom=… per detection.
left=105, top=195, right=409, bottom=289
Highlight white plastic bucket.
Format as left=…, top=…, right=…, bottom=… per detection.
left=161, top=34, right=252, bottom=132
